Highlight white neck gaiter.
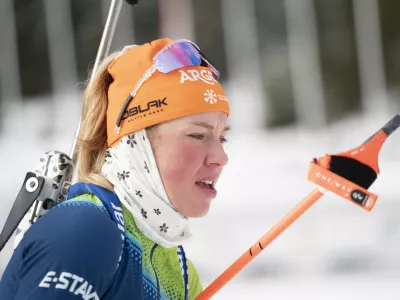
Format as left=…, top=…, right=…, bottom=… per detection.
left=102, top=129, right=192, bottom=248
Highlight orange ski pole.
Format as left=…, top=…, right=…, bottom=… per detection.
left=196, top=187, right=324, bottom=300
left=196, top=115, right=400, bottom=300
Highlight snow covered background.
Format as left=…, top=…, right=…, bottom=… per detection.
left=1, top=0, right=400, bottom=298
left=0, top=94, right=399, bottom=299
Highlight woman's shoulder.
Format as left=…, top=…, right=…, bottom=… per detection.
left=22, top=196, right=123, bottom=261
left=58, top=192, right=109, bottom=215
left=0, top=195, right=124, bottom=299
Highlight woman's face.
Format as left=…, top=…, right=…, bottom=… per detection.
left=150, top=111, right=230, bottom=218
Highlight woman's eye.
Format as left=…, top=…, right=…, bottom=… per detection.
left=220, top=137, right=228, bottom=144
left=188, top=134, right=228, bottom=143
left=188, top=134, right=205, bottom=140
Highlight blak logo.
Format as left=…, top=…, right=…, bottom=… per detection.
left=39, top=271, right=99, bottom=300
left=122, top=97, right=168, bottom=120
left=179, top=69, right=217, bottom=85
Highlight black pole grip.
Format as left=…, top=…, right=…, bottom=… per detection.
left=382, top=114, right=400, bottom=136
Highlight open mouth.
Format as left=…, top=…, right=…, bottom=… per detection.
left=196, top=180, right=215, bottom=191
left=195, top=180, right=217, bottom=197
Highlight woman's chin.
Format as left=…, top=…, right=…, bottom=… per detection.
left=181, top=197, right=212, bottom=218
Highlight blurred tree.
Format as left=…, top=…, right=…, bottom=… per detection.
left=0, top=0, right=21, bottom=113
left=105, top=0, right=135, bottom=53
left=133, top=0, right=160, bottom=45
left=255, top=0, right=296, bottom=127
left=70, top=0, right=103, bottom=84
left=71, top=0, right=161, bottom=84
left=379, top=0, right=400, bottom=107
left=14, top=0, right=52, bottom=98
left=314, top=0, right=361, bottom=122
left=0, top=80, right=2, bottom=133
left=191, top=0, right=227, bottom=82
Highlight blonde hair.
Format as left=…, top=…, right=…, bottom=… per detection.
left=77, top=53, right=119, bottom=191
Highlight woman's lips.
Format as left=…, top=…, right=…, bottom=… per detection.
left=195, top=181, right=217, bottom=198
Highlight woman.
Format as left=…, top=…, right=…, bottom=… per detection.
left=0, top=38, right=230, bottom=299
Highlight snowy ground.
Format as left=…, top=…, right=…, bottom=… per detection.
left=0, top=98, right=399, bottom=298
left=210, top=272, right=400, bottom=299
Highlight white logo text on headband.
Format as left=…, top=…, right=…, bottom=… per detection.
left=180, top=69, right=216, bottom=85
left=203, top=89, right=229, bottom=104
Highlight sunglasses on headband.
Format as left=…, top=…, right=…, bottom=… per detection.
left=114, top=39, right=220, bottom=134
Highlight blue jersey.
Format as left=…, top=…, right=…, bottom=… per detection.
left=0, top=183, right=202, bottom=299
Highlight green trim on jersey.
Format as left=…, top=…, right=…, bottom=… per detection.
left=68, top=193, right=203, bottom=299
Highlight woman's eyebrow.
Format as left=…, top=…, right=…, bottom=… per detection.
left=189, top=121, right=231, bottom=131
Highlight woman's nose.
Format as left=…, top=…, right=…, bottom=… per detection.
left=205, top=140, right=229, bottom=167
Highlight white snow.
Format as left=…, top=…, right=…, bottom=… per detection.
left=1, top=97, right=400, bottom=298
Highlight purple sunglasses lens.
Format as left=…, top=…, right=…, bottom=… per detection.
left=155, top=42, right=201, bottom=73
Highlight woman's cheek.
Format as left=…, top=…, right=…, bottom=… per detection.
left=161, top=142, right=203, bottom=184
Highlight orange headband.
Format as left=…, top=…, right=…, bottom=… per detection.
left=106, top=38, right=230, bottom=147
